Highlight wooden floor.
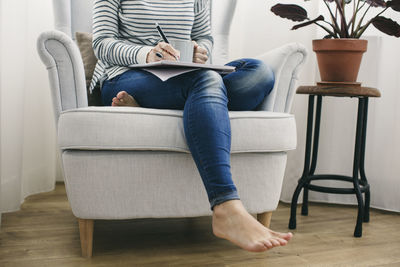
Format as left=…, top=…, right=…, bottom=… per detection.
left=1, top=183, right=400, bottom=267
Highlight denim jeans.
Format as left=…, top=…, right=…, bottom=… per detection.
left=101, top=58, right=275, bottom=210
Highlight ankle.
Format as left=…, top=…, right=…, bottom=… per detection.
left=213, top=199, right=244, bottom=218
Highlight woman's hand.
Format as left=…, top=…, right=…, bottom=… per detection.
left=192, top=41, right=208, bottom=64
left=146, top=42, right=180, bottom=63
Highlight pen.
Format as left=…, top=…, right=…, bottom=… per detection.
left=155, top=22, right=169, bottom=43
left=155, top=22, right=179, bottom=61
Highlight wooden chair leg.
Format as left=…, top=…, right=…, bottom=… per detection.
left=78, top=218, right=94, bottom=258
left=257, top=211, right=273, bottom=228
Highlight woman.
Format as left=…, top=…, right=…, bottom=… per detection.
left=91, top=0, right=292, bottom=252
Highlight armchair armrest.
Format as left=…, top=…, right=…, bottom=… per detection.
left=256, top=43, right=307, bottom=113
left=37, top=30, right=88, bottom=125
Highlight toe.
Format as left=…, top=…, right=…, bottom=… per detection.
left=276, top=238, right=288, bottom=246
left=112, top=97, right=121, bottom=106
left=116, top=91, right=127, bottom=99
left=117, top=91, right=131, bottom=104
left=283, top=232, right=293, bottom=241
left=270, top=239, right=281, bottom=247
left=272, top=231, right=293, bottom=241
left=263, top=240, right=273, bottom=250
left=251, top=241, right=268, bottom=252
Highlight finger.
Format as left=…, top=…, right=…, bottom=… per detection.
left=193, top=58, right=207, bottom=64
left=196, top=46, right=208, bottom=55
left=147, top=50, right=163, bottom=63
left=158, top=42, right=180, bottom=58
left=193, top=53, right=208, bottom=63
left=162, top=49, right=180, bottom=61
left=162, top=51, right=178, bottom=61
left=194, top=53, right=208, bottom=61
left=192, top=40, right=198, bottom=48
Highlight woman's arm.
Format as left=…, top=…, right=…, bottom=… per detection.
left=92, top=0, right=153, bottom=65
left=191, top=0, right=213, bottom=60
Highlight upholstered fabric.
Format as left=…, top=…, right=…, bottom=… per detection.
left=37, top=0, right=308, bottom=222
left=74, top=32, right=103, bottom=106
left=75, top=32, right=97, bottom=90
left=37, top=30, right=88, bottom=122
left=62, top=150, right=287, bottom=219
left=58, top=106, right=296, bottom=153
left=257, top=43, right=307, bottom=113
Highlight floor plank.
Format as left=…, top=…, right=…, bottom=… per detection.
left=0, top=183, right=399, bottom=266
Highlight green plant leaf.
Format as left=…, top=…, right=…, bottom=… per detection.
left=270, top=4, right=308, bottom=22
left=372, top=16, right=400, bottom=37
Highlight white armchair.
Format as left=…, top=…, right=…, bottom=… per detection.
left=37, top=0, right=307, bottom=257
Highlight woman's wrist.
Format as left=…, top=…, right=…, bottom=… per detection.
left=138, top=46, right=153, bottom=64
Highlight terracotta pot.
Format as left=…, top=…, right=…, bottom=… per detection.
left=313, top=39, right=368, bottom=83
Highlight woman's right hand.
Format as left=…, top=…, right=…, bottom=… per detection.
left=146, top=42, right=180, bottom=63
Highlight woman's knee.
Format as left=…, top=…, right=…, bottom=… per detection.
left=256, top=60, right=275, bottom=90
left=243, top=58, right=274, bottom=87
left=191, top=70, right=227, bottom=97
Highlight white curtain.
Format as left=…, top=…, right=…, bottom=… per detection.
left=0, top=0, right=60, bottom=221
left=230, top=0, right=400, bottom=212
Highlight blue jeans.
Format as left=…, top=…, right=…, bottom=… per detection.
left=101, top=58, right=275, bottom=210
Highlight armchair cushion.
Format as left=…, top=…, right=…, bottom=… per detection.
left=75, top=32, right=102, bottom=106
left=58, top=107, right=297, bottom=153
left=75, top=32, right=97, bottom=88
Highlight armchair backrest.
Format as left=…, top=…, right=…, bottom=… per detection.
left=52, top=0, right=237, bottom=64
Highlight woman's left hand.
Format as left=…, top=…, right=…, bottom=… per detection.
left=192, top=41, right=208, bottom=64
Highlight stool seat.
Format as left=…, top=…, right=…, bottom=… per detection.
left=297, top=85, right=381, bottom=98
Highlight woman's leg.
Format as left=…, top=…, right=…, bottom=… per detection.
left=223, top=58, right=275, bottom=111
left=102, top=69, right=241, bottom=208
left=182, top=70, right=240, bottom=209
left=101, top=69, right=187, bottom=109
left=101, top=69, right=292, bottom=252
left=180, top=69, right=292, bottom=252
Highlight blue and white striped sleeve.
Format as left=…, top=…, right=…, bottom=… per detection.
left=92, top=0, right=152, bottom=66
left=191, top=0, right=213, bottom=57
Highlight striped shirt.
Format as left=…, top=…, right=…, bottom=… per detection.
left=90, top=0, right=213, bottom=93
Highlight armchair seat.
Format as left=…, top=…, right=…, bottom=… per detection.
left=58, top=106, right=297, bottom=153
left=37, top=0, right=307, bottom=257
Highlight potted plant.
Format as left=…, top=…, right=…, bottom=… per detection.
left=271, top=0, right=400, bottom=85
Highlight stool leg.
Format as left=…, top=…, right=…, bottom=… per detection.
left=353, top=98, right=366, bottom=237
left=289, top=95, right=315, bottom=229
left=289, top=179, right=308, bottom=229
left=302, top=96, right=323, bottom=216
left=363, top=188, right=371, bottom=223
left=360, top=98, right=370, bottom=223
left=301, top=188, right=309, bottom=216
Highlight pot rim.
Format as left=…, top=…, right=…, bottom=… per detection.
left=312, top=38, right=368, bottom=42
left=313, top=38, right=368, bottom=52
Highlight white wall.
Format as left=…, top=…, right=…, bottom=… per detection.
left=229, top=0, right=318, bottom=83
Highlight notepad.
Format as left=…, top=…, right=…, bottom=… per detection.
left=128, top=61, right=235, bottom=81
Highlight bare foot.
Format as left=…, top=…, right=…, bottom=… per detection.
left=111, top=91, right=140, bottom=107
left=212, top=200, right=293, bottom=252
